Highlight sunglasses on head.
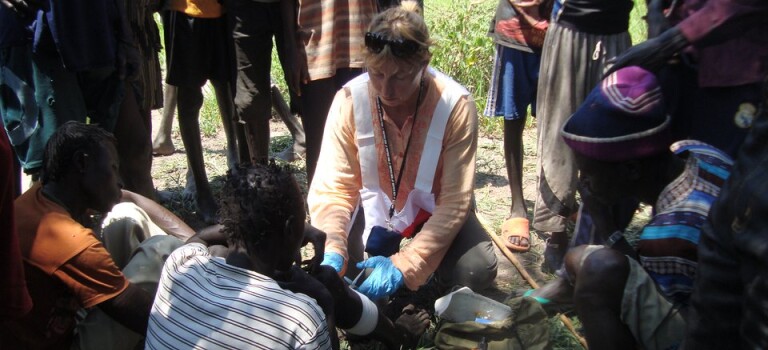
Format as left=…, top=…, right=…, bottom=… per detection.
left=364, top=32, right=421, bottom=58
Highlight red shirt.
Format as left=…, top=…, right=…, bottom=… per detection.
left=673, top=0, right=768, bottom=87
left=0, top=130, right=32, bottom=318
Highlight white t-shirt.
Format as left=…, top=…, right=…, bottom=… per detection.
left=146, top=243, right=332, bottom=350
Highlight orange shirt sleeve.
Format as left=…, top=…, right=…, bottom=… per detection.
left=308, top=88, right=363, bottom=261
left=390, top=95, right=479, bottom=290
left=53, top=241, right=129, bottom=309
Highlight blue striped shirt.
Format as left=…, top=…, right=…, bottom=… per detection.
left=638, top=140, right=733, bottom=306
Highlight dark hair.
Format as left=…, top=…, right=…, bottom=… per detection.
left=41, top=121, right=117, bottom=184
left=219, top=161, right=304, bottom=252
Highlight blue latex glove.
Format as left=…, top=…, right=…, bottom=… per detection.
left=321, top=252, right=345, bottom=274
left=356, top=256, right=404, bottom=300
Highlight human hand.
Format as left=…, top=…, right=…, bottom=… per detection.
left=300, top=224, right=326, bottom=273
left=1, top=0, right=41, bottom=19
left=283, top=46, right=303, bottom=97
left=356, top=256, right=404, bottom=300
left=186, top=225, right=229, bottom=247
left=321, top=251, right=347, bottom=276
left=604, top=27, right=688, bottom=77
left=116, top=40, right=141, bottom=81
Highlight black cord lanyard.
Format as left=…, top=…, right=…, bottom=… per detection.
left=375, top=78, right=424, bottom=228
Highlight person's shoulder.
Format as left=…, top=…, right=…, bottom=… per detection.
left=671, top=140, right=734, bottom=179
left=343, top=72, right=371, bottom=89
left=27, top=210, right=100, bottom=272
left=428, top=67, right=470, bottom=97
left=166, top=242, right=211, bottom=269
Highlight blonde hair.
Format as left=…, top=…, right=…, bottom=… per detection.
left=365, top=0, right=432, bottom=71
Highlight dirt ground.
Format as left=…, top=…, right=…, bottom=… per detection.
left=149, top=110, right=555, bottom=303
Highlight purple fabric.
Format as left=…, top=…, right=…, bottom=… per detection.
left=564, top=129, right=672, bottom=162
left=561, top=66, right=672, bottom=161
left=673, top=0, right=768, bottom=87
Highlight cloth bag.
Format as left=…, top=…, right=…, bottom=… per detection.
left=434, top=296, right=551, bottom=350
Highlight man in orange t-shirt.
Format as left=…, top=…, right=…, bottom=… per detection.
left=0, top=122, right=184, bottom=348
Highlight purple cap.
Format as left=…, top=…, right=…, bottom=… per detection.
left=561, top=66, right=672, bottom=162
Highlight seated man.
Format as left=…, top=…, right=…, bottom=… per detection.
left=146, top=163, right=429, bottom=349
left=528, top=66, right=734, bottom=350
left=1, top=121, right=187, bottom=348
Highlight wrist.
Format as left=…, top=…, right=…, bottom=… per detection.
left=604, top=230, right=624, bottom=247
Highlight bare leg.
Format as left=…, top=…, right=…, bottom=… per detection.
left=504, top=117, right=527, bottom=218
left=543, top=231, right=569, bottom=273
left=152, top=84, right=177, bottom=156
left=115, top=84, right=156, bottom=200
left=272, top=84, right=305, bottom=161
left=242, top=119, right=270, bottom=165
left=176, top=86, right=218, bottom=224
left=182, top=166, right=196, bottom=201
left=502, top=117, right=530, bottom=250
left=234, top=122, right=250, bottom=165
left=211, top=79, right=240, bottom=169
left=569, top=247, right=636, bottom=349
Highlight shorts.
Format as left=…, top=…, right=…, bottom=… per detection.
left=578, top=245, right=686, bottom=349
left=621, top=254, right=686, bottom=350
left=484, top=45, right=541, bottom=120
left=163, top=11, right=231, bottom=87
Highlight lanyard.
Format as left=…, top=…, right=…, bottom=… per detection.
left=375, top=78, right=424, bottom=226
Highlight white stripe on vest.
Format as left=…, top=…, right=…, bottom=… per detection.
left=345, top=68, right=468, bottom=236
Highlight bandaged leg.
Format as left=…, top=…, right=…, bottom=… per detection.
left=345, top=289, right=379, bottom=335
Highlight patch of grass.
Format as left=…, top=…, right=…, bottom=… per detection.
left=199, top=83, right=220, bottom=138
left=425, top=0, right=497, bottom=135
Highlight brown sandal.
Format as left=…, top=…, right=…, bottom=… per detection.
left=502, top=217, right=531, bottom=252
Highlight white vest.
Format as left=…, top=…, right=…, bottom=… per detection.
left=345, top=68, right=469, bottom=245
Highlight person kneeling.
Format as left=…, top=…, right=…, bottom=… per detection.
left=528, top=66, right=734, bottom=350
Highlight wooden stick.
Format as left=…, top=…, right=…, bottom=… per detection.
left=477, top=213, right=589, bottom=349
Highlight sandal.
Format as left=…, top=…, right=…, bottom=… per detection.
left=502, top=217, right=531, bottom=252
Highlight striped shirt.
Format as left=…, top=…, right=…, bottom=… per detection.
left=297, top=0, right=376, bottom=81
left=638, top=140, right=733, bottom=306
left=146, top=243, right=332, bottom=350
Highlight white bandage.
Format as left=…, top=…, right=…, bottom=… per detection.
left=345, top=290, right=379, bottom=335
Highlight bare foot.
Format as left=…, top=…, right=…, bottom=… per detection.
left=196, top=189, right=219, bottom=225
left=182, top=170, right=196, bottom=202
left=275, top=145, right=298, bottom=162
left=152, top=139, right=176, bottom=156
left=391, top=305, right=431, bottom=350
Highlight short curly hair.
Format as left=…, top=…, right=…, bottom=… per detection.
left=219, top=161, right=305, bottom=253
left=41, top=121, right=116, bottom=184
